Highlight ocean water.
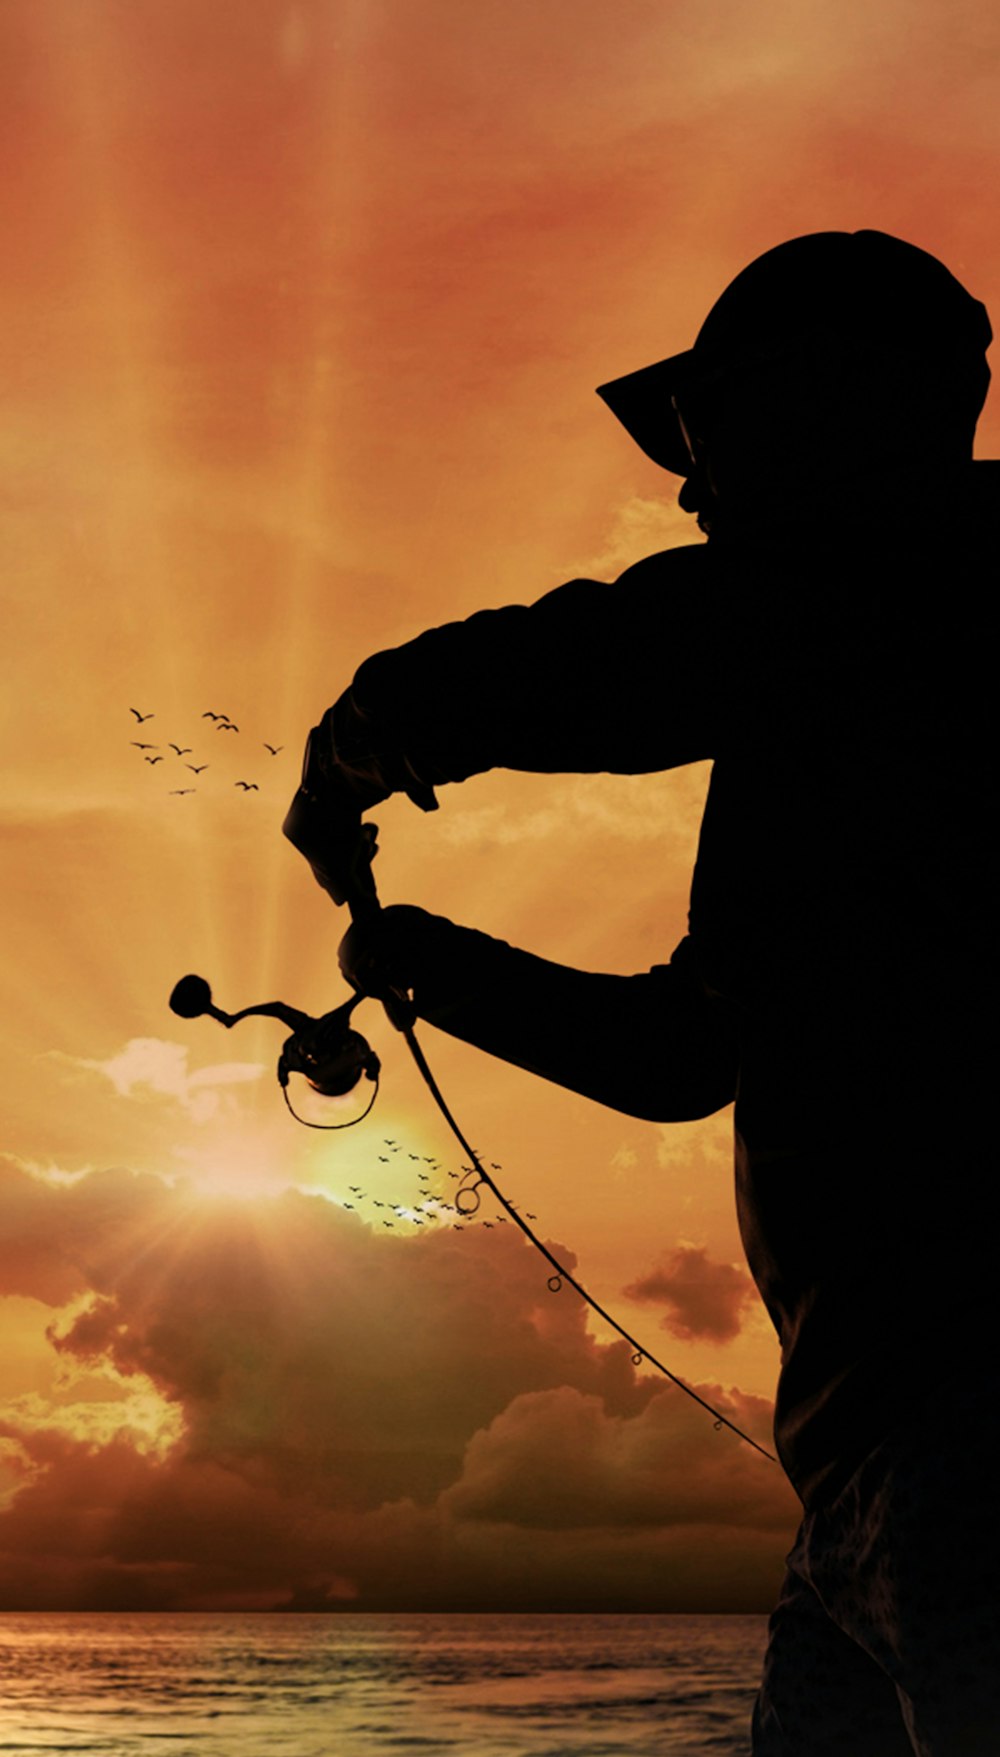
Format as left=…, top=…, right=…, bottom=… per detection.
left=0, top=1612, right=769, bottom=1757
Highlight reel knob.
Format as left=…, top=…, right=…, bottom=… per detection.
left=169, top=974, right=214, bottom=1018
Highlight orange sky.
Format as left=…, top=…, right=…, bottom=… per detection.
left=2, top=0, right=998, bottom=1610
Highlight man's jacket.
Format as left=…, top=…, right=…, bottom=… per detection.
left=339, top=463, right=999, bottom=1506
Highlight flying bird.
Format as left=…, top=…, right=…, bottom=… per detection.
left=217, top=721, right=239, bottom=732
left=186, top=764, right=208, bottom=774
left=169, top=744, right=192, bottom=756
left=170, top=789, right=195, bottom=796
left=383, top=1222, right=394, bottom=1229
left=378, top=1156, right=389, bottom=1163
left=130, top=742, right=157, bottom=750
left=235, top=781, right=259, bottom=791
left=526, top=1213, right=538, bottom=1220
left=144, top=756, right=164, bottom=765
left=263, top=743, right=283, bottom=755
left=130, top=708, right=154, bottom=722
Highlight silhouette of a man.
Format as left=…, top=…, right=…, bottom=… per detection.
left=287, top=231, right=999, bottom=1754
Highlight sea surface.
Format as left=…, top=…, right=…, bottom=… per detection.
left=0, top=1612, right=769, bottom=1757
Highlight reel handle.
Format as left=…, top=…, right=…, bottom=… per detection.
left=168, top=975, right=378, bottom=1104
left=168, top=974, right=313, bottom=1035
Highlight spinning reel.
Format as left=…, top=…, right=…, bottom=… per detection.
left=168, top=973, right=381, bottom=1126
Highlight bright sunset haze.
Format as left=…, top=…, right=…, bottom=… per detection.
left=2, top=0, right=998, bottom=1609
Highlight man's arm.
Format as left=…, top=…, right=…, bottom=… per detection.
left=321, top=543, right=721, bottom=809
left=339, top=908, right=738, bottom=1123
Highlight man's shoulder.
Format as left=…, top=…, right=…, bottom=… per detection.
left=525, top=540, right=714, bottom=626
left=612, top=540, right=712, bottom=591
left=611, top=542, right=739, bottom=646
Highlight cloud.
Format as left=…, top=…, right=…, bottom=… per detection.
left=610, top=1142, right=638, bottom=1176
left=439, top=767, right=711, bottom=852
left=0, top=1436, right=43, bottom=1513
left=0, top=1157, right=88, bottom=1306
left=624, top=1244, right=758, bottom=1343
left=4, top=1159, right=654, bottom=1502
left=576, top=494, right=701, bottom=580
left=0, top=1157, right=189, bottom=1307
left=2, top=1385, right=184, bottom=1461
left=68, top=1038, right=266, bottom=1124
left=0, top=1158, right=798, bottom=1610
left=444, top=1379, right=785, bottom=1531
left=656, top=1108, right=735, bottom=1174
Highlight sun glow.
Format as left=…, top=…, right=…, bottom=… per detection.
left=170, top=1122, right=302, bottom=1200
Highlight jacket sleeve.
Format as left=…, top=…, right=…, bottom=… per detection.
left=371, top=907, right=738, bottom=1123
left=347, top=543, right=721, bottom=787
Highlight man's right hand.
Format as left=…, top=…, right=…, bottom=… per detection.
left=282, top=773, right=377, bottom=908
left=283, top=690, right=438, bottom=907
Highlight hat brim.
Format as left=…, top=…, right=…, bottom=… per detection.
left=596, top=350, right=695, bottom=477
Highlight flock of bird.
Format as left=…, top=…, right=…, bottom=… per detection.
left=340, top=1140, right=540, bottom=1234
left=127, top=707, right=285, bottom=796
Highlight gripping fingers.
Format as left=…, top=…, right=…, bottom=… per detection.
left=338, top=915, right=412, bottom=1001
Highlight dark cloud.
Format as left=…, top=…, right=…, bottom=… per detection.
left=0, top=1157, right=84, bottom=1306
left=0, top=1157, right=191, bottom=1308
left=39, top=1177, right=653, bottom=1506
left=443, top=1380, right=784, bottom=1531
left=0, top=1163, right=796, bottom=1610
left=624, top=1243, right=758, bottom=1342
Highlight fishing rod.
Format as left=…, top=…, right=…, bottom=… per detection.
left=169, top=739, right=775, bottom=1465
